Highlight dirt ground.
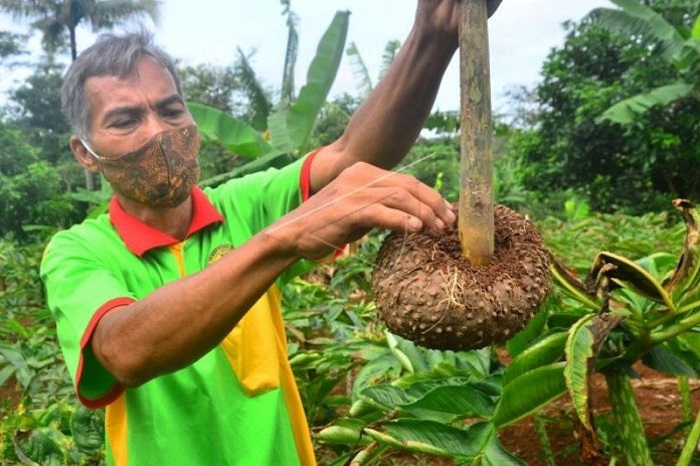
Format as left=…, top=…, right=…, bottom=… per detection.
left=498, top=362, right=700, bottom=465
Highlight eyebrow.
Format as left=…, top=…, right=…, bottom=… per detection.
left=101, top=93, right=185, bottom=124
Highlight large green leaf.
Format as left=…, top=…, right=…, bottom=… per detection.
left=386, top=331, right=429, bottom=373
left=365, top=420, right=523, bottom=464
left=564, top=314, right=596, bottom=431
left=597, top=82, right=695, bottom=124
left=504, top=331, right=567, bottom=385
left=506, top=301, right=551, bottom=358
left=590, top=251, right=675, bottom=312
left=591, top=0, right=685, bottom=62
left=401, top=384, right=497, bottom=421
left=187, top=102, right=272, bottom=157
left=642, top=343, right=698, bottom=377
left=492, top=362, right=567, bottom=428
left=316, top=418, right=368, bottom=445
left=271, top=10, right=349, bottom=153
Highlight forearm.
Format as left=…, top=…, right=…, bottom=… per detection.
left=93, top=230, right=299, bottom=387
left=340, top=28, right=456, bottom=168
left=312, top=25, right=457, bottom=192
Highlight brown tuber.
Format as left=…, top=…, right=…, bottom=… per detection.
left=372, top=204, right=551, bottom=351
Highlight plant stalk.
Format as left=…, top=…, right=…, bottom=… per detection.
left=677, top=403, right=700, bottom=466
left=458, top=0, right=494, bottom=266
left=350, top=441, right=390, bottom=465
left=604, top=370, right=653, bottom=466
left=650, top=310, right=700, bottom=344
left=679, top=376, right=692, bottom=424
left=534, top=414, right=556, bottom=466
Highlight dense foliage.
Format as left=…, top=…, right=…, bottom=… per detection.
left=511, top=0, right=700, bottom=214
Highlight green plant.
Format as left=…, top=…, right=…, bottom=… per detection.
left=592, top=0, right=700, bottom=125
left=502, top=198, right=700, bottom=465
left=190, top=9, right=350, bottom=188
left=0, top=400, right=104, bottom=464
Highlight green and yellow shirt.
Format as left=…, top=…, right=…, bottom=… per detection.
left=40, top=154, right=318, bottom=465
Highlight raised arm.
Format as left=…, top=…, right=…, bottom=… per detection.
left=309, top=0, right=502, bottom=193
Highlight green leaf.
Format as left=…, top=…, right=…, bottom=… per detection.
left=591, top=252, right=675, bottom=312
left=366, top=419, right=493, bottom=459
left=187, top=102, right=272, bottom=157
left=70, top=404, right=105, bottom=454
left=564, top=314, right=597, bottom=431
left=597, top=83, right=695, bottom=124
left=549, top=258, right=600, bottom=310
left=268, top=110, right=295, bottom=154
left=504, top=331, right=567, bottom=385
left=361, top=384, right=411, bottom=409
left=0, top=364, right=16, bottom=386
left=506, top=302, right=551, bottom=358
left=492, top=362, right=567, bottom=428
left=285, top=10, right=349, bottom=152
left=692, top=13, right=700, bottom=39
left=483, top=436, right=526, bottom=466
left=642, top=343, right=698, bottom=377
left=401, top=384, right=497, bottom=420
left=386, top=331, right=430, bottom=373
left=591, top=0, right=685, bottom=62
left=316, top=418, right=368, bottom=445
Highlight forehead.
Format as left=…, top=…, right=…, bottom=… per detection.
left=84, top=57, right=179, bottom=119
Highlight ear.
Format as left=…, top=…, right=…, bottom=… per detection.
left=70, top=135, right=101, bottom=172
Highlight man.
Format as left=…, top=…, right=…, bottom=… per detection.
left=41, top=0, right=502, bottom=464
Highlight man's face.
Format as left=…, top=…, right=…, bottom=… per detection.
left=71, top=57, right=200, bottom=208
left=83, top=56, right=194, bottom=157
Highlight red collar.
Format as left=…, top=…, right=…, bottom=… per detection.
left=109, top=187, right=224, bottom=256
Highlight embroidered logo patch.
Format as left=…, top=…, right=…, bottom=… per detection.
left=207, top=244, right=234, bottom=265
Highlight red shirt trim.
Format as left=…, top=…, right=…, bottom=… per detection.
left=76, top=297, right=135, bottom=409
left=109, top=187, right=224, bottom=257
left=299, top=148, right=346, bottom=259
left=300, top=148, right=320, bottom=201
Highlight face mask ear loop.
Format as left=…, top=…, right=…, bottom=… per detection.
left=80, top=139, right=101, bottom=160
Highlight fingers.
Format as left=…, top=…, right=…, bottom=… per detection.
left=338, top=162, right=456, bottom=232
left=267, top=163, right=456, bottom=261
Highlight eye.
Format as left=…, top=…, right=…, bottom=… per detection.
left=111, top=118, right=138, bottom=129
left=162, top=106, right=186, bottom=120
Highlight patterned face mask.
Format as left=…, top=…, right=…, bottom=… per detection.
left=82, top=125, right=201, bottom=208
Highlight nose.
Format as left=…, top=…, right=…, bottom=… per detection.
left=142, top=114, right=172, bottom=139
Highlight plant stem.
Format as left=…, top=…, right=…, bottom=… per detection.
left=458, top=0, right=493, bottom=266
left=534, top=414, right=556, bottom=466
left=677, top=404, right=700, bottom=466
left=679, top=376, right=692, bottom=424
left=604, top=370, right=653, bottom=466
left=650, top=310, right=700, bottom=344
left=350, top=441, right=390, bottom=465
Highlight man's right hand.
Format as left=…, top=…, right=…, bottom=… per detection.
left=266, top=162, right=456, bottom=261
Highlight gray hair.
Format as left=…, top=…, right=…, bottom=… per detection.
left=61, top=30, right=183, bottom=141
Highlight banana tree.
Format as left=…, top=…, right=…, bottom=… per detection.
left=592, top=0, right=700, bottom=124
left=189, top=8, right=350, bottom=186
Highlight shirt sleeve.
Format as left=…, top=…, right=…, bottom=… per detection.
left=40, top=227, right=135, bottom=408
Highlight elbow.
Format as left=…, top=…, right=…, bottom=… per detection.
left=91, top=321, right=154, bottom=388
left=95, top=338, right=152, bottom=388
